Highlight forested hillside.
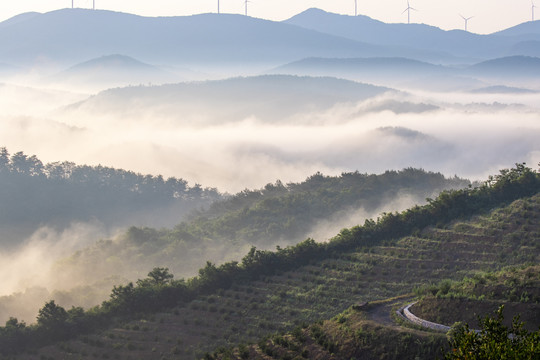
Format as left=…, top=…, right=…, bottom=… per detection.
left=0, top=148, right=221, bottom=246
left=0, top=163, right=537, bottom=359
left=49, top=168, right=469, bottom=301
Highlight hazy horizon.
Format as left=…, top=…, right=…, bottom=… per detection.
left=1, top=0, right=538, bottom=35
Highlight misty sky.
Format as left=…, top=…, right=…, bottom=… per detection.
left=1, top=0, right=536, bottom=34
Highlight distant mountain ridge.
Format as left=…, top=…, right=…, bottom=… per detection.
left=49, top=54, right=180, bottom=89
left=468, top=55, right=540, bottom=77
left=1, top=7, right=540, bottom=74
left=284, top=8, right=513, bottom=60
left=0, top=12, right=40, bottom=28
left=66, top=75, right=390, bottom=123
left=0, top=9, right=383, bottom=70
left=269, top=55, right=540, bottom=90
left=269, top=57, right=454, bottom=83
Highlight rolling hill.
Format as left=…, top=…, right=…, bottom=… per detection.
left=466, top=55, right=540, bottom=78
left=470, top=85, right=537, bottom=94
left=0, top=164, right=538, bottom=359
left=268, top=57, right=463, bottom=89
left=269, top=55, right=540, bottom=90
left=49, top=54, right=181, bottom=89
left=493, top=20, right=540, bottom=39
left=64, top=75, right=391, bottom=124
left=0, top=167, right=469, bottom=325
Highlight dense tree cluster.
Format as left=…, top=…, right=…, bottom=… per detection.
left=136, top=167, right=470, bottom=247
left=446, top=306, right=540, bottom=359
left=0, top=163, right=537, bottom=355
left=0, top=148, right=221, bottom=245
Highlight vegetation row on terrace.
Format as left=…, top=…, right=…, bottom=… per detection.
left=0, top=163, right=538, bottom=358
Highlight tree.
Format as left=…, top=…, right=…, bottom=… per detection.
left=4, top=317, right=26, bottom=331
left=0, top=147, right=9, bottom=173
left=36, top=301, right=68, bottom=331
left=445, top=305, right=540, bottom=359
left=146, top=267, right=174, bottom=286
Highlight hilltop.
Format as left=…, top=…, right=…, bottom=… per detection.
left=49, top=54, right=181, bottom=90
left=65, top=75, right=390, bottom=124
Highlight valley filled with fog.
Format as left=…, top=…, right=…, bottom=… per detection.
left=0, top=7, right=539, bottom=325
left=2, top=77, right=539, bottom=194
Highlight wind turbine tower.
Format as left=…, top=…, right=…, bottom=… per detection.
left=533, top=1, right=537, bottom=21
left=402, top=1, right=416, bottom=24
left=71, top=0, right=74, bottom=8
left=460, top=14, right=473, bottom=31
left=354, top=0, right=357, bottom=16
left=218, top=0, right=220, bottom=14
left=244, top=0, right=251, bottom=16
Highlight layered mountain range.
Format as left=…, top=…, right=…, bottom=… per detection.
left=0, top=7, right=539, bottom=78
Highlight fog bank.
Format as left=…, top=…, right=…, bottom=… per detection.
left=0, top=83, right=538, bottom=193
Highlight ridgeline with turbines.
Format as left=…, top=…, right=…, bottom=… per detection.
left=0, top=7, right=539, bottom=77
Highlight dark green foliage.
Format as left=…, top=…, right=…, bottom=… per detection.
left=52, top=160, right=473, bottom=289
left=137, top=267, right=174, bottom=287
left=0, top=148, right=221, bottom=245
left=0, top=318, right=29, bottom=354
left=217, top=305, right=448, bottom=360
left=0, top=164, right=538, bottom=355
left=416, top=265, right=540, bottom=304
left=178, top=168, right=470, bottom=246
left=445, top=306, right=540, bottom=359
left=36, top=301, right=68, bottom=330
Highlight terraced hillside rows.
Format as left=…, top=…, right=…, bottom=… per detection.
left=19, top=191, right=539, bottom=360
left=410, top=262, right=540, bottom=331
left=212, top=299, right=450, bottom=360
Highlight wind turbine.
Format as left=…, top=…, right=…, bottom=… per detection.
left=71, top=0, right=74, bottom=8
left=218, top=0, right=220, bottom=14
left=354, top=0, right=357, bottom=16
left=460, top=14, right=474, bottom=32
left=244, top=0, right=251, bottom=16
left=402, top=1, right=416, bottom=24
left=533, top=1, right=537, bottom=21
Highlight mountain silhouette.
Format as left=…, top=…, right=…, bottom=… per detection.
left=0, top=9, right=383, bottom=71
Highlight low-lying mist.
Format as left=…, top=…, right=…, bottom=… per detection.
left=0, top=74, right=538, bottom=324
left=1, top=83, right=537, bottom=192
left=0, top=222, right=119, bottom=323
left=0, top=185, right=452, bottom=324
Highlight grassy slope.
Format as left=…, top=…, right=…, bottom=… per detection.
left=411, top=263, right=540, bottom=331
left=19, top=190, right=540, bottom=360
